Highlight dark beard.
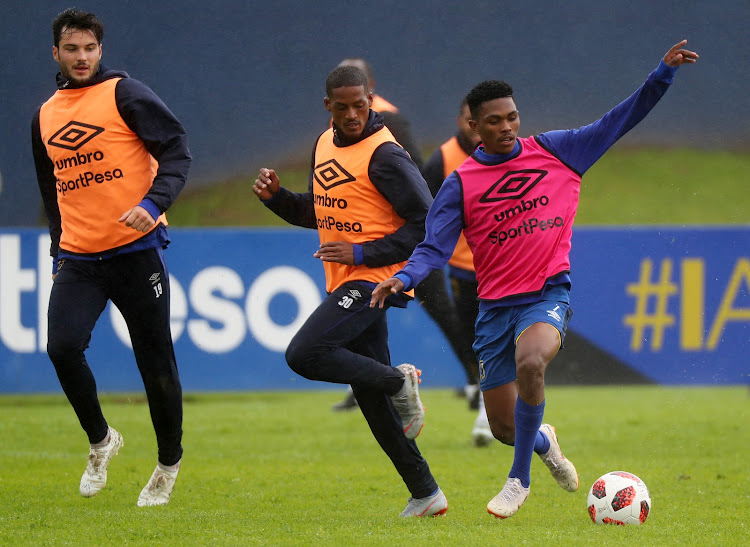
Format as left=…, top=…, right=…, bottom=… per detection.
left=60, top=63, right=98, bottom=87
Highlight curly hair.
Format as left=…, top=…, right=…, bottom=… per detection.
left=465, top=80, right=513, bottom=119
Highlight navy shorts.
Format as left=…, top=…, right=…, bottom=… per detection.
left=473, top=284, right=573, bottom=391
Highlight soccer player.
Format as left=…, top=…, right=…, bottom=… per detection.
left=336, top=58, right=424, bottom=170
left=31, top=8, right=190, bottom=506
left=252, top=65, right=447, bottom=517
left=371, top=41, right=699, bottom=518
left=421, top=98, right=490, bottom=445
left=332, top=59, right=479, bottom=413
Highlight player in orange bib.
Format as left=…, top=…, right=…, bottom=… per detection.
left=421, top=97, right=490, bottom=444
left=31, top=8, right=190, bottom=507
left=331, top=59, right=482, bottom=416
left=253, top=65, right=447, bottom=517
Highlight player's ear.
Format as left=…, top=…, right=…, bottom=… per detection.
left=324, top=97, right=332, bottom=112
left=52, top=46, right=59, bottom=62
left=367, top=92, right=373, bottom=107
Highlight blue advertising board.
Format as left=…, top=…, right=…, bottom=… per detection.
left=0, top=227, right=747, bottom=393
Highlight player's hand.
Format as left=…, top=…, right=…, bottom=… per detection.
left=314, top=241, right=355, bottom=265
left=118, top=205, right=156, bottom=232
left=253, top=168, right=280, bottom=200
left=663, top=40, right=699, bottom=67
left=369, top=277, right=404, bottom=309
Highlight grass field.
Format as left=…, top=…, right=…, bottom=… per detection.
left=166, top=148, right=750, bottom=228
left=9, top=148, right=747, bottom=544
left=1, top=387, right=747, bottom=546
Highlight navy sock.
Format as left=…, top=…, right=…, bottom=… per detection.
left=535, top=429, right=550, bottom=454
left=508, top=397, right=545, bottom=488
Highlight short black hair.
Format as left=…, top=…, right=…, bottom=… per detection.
left=52, top=8, right=103, bottom=48
left=325, top=66, right=369, bottom=99
left=466, top=80, right=514, bottom=119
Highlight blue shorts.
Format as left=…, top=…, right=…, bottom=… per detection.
left=473, top=284, right=573, bottom=391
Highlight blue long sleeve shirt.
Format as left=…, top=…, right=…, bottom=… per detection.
left=395, top=60, right=679, bottom=309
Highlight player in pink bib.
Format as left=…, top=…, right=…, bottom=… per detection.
left=371, top=40, right=698, bottom=519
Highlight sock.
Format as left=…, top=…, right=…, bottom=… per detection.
left=508, top=397, right=545, bottom=488
left=91, top=429, right=110, bottom=448
left=158, top=459, right=181, bottom=473
left=535, top=429, right=551, bottom=455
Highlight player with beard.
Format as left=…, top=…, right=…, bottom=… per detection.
left=32, top=8, right=190, bottom=507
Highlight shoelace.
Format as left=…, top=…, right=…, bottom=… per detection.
left=500, top=481, right=526, bottom=504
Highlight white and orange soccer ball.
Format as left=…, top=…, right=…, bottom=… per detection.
left=587, top=471, right=651, bottom=525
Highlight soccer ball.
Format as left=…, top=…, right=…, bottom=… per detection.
left=587, top=471, right=651, bottom=525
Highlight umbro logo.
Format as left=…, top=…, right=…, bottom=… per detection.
left=47, top=121, right=105, bottom=151
left=314, top=159, right=356, bottom=191
left=149, top=273, right=161, bottom=284
left=348, top=289, right=362, bottom=300
left=479, top=169, right=547, bottom=203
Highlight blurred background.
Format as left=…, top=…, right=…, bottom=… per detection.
left=1, top=0, right=747, bottom=226
left=1, top=1, right=748, bottom=392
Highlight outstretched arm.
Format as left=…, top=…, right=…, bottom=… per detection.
left=662, top=39, right=699, bottom=67
left=537, top=39, right=699, bottom=176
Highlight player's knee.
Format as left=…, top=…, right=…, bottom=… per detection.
left=46, top=335, right=81, bottom=366
left=285, top=341, right=323, bottom=379
left=515, top=355, right=546, bottom=384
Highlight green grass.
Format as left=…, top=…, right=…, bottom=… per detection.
left=166, top=148, right=750, bottom=227
left=1, top=387, right=747, bottom=546
left=579, top=148, right=750, bottom=225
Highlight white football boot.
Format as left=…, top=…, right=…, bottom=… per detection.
left=390, top=364, right=424, bottom=439
left=137, top=462, right=180, bottom=507
left=487, top=477, right=530, bottom=519
left=400, top=488, right=448, bottom=517
left=79, top=426, right=123, bottom=497
left=537, top=424, right=579, bottom=492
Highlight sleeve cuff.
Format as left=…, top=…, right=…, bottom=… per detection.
left=654, top=59, right=678, bottom=83
left=138, top=198, right=161, bottom=220
left=394, top=272, right=413, bottom=291
left=261, top=192, right=281, bottom=206
left=353, top=244, right=364, bottom=265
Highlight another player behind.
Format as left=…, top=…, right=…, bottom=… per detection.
left=372, top=41, right=698, bottom=519
left=337, top=57, right=424, bottom=170
left=421, top=97, right=489, bottom=444
left=31, top=8, right=191, bottom=506
left=332, top=59, right=479, bottom=414
left=252, top=65, right=447, bottom=517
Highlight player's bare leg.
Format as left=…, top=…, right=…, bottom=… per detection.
left=488, top=323, right=566, bottom=518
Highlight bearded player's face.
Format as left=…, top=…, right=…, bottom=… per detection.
left=53, top=28, right=102, bottom=85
